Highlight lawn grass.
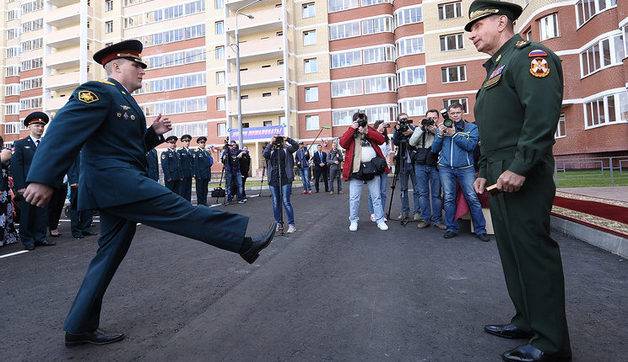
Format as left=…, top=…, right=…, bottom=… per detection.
left=554, top=169, right=628, bottom=187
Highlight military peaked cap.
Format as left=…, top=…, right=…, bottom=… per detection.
left=465, top=0, right=523, bottom=32
left=181, top=134, right=192, bottom=141
left=24, top=111, right=49, bottom=127
left=165, top=135, right=178, bottom=142
left=93, top=39, right=147, bottom=69
left=197, top=136, right=207, bottom=142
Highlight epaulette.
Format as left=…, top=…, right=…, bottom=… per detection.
left=515, top=40, right=530, bottom=49
left=96, top=80, right=115, bottom=86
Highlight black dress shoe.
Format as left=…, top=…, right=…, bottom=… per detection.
left=35, top=239, right=56, bottom=246
left=73, top=234, right=84, bottom=239
left=240, top=222, right=277, bottom=264
left=443, top=231, right=457, bottom=239
left=502, top=344, right=571, bottom=362
left=82, top=231, right=98, bottom=236
left=24, top=244, right=35, bottom=251
left=477, top=233, right=490, bottom=242
left=65, top=330, right=125, bottom=347
left=485, top=324, right=534, bottom=339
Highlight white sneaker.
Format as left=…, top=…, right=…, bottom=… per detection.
left=370, top=214, right=376, bottom=222
left=287, top=225, right=296, bottom=233
left=377, top=221, right=389, bottom=231
left=349, top=222, right=358, bottom=231
left=413, top=213, right=421, bottom=221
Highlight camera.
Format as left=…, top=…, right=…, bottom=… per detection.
left=356, top=111, right=368, bottom=128
left=440, top=108, right=453, bottom=128
left=273, top=135, right=284, bottom=147
left=421, top=118, right=435, bottom=127
left=398, top=117, right=413, bottom=133
left=383, top=123, right=391, bottom=128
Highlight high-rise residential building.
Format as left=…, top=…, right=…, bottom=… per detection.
left=1, top=0, right=626, bottom=176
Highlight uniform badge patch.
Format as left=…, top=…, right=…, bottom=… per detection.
left=161, top=154, right=166, bottom=159
left=529, top=49, right=548, bottom=57
left=484, top=65, right=505, bottom=89
left=490, top=65, right=505, bottom=78
left=78, top=90, right=99, bottom=104
left=120, top=105, right=131, bottom=110
left=130, top=115, right=136, bottom=121
left=123, top=112, right=129, bottom=120
left=515, top=40, right=530, bottom=48
left=530, top=57, right=550, bottom=78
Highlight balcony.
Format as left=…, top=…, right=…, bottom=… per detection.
left=47, top=48, right=92, bottom=69
left=227, top=36, right=283, bottom=62
left=47, top=0, right=79, bottom=6
left=45, top=95, right=71, bottom=111
left=47, top=27, right=92, bottom=48
left=228, top=95, right=285, bottom=117
left=227, top=65, right=284, bottom=89
left=47, top=2, right=91, bottom=27
left=225, top=7, right=282, bottom=36
left=46, top=70, right=90, bottom=91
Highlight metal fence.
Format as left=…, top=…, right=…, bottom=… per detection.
left=554, top=156, right=628, bottom=185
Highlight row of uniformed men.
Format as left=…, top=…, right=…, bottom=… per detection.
left=156, top=134, right=214, bottom=206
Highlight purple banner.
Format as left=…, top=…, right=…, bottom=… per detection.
left=229, top=125, right=284, bottom=141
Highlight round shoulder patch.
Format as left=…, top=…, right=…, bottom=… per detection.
left=530, top=58, right=550, bottom=78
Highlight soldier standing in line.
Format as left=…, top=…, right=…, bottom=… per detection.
left=467, top=1, right=571, bottom=361
left=177, top=134, right=193, bottom=202
left=161, top=135, right=182, bottom=193
left=193, top=136, right=213, bottom=206
left=146, top=148, right=159, bottom=182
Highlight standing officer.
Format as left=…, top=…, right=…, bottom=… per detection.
left=193, top=136, right=213, bottom=206
left=312, top=144, right=328, bottom=193
left=11, top=112, right=54, bottom=250
left=22, top=40, right=276, bottom=347
left=177, top=134, right=193, bottom=201
left=146, top=148, right=159, bottom=182
left=467, top=1, right=571, bottom=361
left=161, top=135, right=182, bottom=192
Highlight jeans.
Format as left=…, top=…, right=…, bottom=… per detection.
left=329, top=166, right=342, bottom=192
left=439, top=166, right=486, bottom=234
left=225, top=171, right=243, bottom=201
left=299, top=167, right=311, bottom=191
left=368, top=173, right=388, bottom=215
left=399, top=162, right=419, bottom=216
left=415, top=164, right=442, bottom=223
left=269, top=184, right=294, bottom=225
left=349, top=176, right=384, bottom=224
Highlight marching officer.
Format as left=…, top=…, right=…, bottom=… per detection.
left=22, top=39, right=276, bottom=347
left=11, top=112, right=54, bottom=250
left=161, top=135, right=182, bottom=192
left=467, top=1, right=571, bottom=361
left=177, top=134, right=193, bottom=201
left=193, top=136, right=213, bottom=206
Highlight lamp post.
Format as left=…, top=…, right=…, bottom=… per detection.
left=235, top=0, right=262, bottom=150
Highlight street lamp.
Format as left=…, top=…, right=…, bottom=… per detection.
left=235, top=0, right=262, bottom=150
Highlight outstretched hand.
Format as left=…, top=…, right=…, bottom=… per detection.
left=152, top=114, right=172, bottom=136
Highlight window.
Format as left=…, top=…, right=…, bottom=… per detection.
left=329, top=21, right=360, bottom=40
left=331, top=79, right=363, bottom=98
left=4, top=103, right=20, bottom=115
left=218, top=123, right=227, bottom=137
left=215, top=0, right=223, bottom=9
left=441, top=65, right=466, bottom=83
left=215, top=21, right=223, bottom=35
left=4, top=122, right=22, bottom=135
left=555, top=114, right=566, bottom=138
left=215, top=46, right=224, bottom=60
left=332, top=105, right=396, bottom=126
left=442, top=98, right=468, bottom=113
left=5, top=84, right=20, bottom=96
left=216, top=97, right=225, bottom=111
left=277, top=59, right=284, bottom=66
left=398, top=68, right=425, bottom=86
left=396, top=6, right=422, bottom=26
left=364, top=75, right=396, bottom=93
left=328, top=0, right=359, bottom=13
left=262, top=92, right=272, bottom=97
left=305, top=87, right=318, bottom=102
left=105, top=21, right=114, bottom=33
left=361, top=0, right=389, bottom=5
left=624, top=25, right=628, bottom=59
left=278, top=87, right=285, bottom=95
left=576, top=0, right=617, bottom=27
left=21, top=97, right=42, bottom=110
left=539, top=14, right=559, bottom=40
left=304, top=58, right=317, bottom=73
left=20, top=77, right=42, bottom=90
left=331, top=50, right=362, bottom=68
left=396, top=36, right=424, bottom=57
left=6, top=47, right=20, bottom=58
left=302, top=3, right=315, bottom=18
left=525, top=28, right=532, bottom=41
left=5, top=65, right=20, bottom=77
left=440, top=33, right=464, bottom=51
left=580, top=35, right=624, bottom=77
left=106, top=0, right=114, bottom=11
left=263, top=121, right=273, bottom=127
left=363, top=45, right=395, bottom=64
left=7, top=28, right=19, bottom=40
left=306, top=115, right=319, bottom=130
left=361, top=16, right=393, bottom=35
left=438, top=1, right=462, bottom=20
left=303, top=30, right=316, bottom=45
left=216, top=71, right=225, bottom=85
left=584, top=92, right=627, bottom=128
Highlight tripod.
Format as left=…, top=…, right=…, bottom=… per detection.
left=214, top=165, right=226, bottom=205
left=387, top=137, right=412, bottom=226
left=270, top=143, right=286, bottom=236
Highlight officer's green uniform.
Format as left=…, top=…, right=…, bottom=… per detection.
left=472, top=10, right=571, bottom=359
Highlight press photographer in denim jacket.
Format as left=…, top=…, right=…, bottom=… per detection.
left=263, top=135, right=298, bottom=233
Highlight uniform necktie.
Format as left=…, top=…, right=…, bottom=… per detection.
left=35, top=140, right=40, bottom=147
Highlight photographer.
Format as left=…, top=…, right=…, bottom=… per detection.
left=295, top=141, right=312, bottom=194
left=393, top=113, right=420, bottom=221
left=409, top=110, right=445, bottom=230
left=339, top=112, right=389, bottom=232
left=263, top=134, right=298, bottom=233
left=431, top=103, right=489, bottom=241
left=221, top=142, right=245, bottom=204
left=327, top=142, right=343, bottom=195
left=368, top=120, right=392, bottom=222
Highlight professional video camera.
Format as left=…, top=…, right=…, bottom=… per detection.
left=398, top=117, right=414, bottom=134
left=440, top=108, right=454, bottom=128
left=356, top=110, right=368, bottom=128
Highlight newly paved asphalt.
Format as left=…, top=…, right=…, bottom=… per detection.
left=1, top=185, right=626, bottom=361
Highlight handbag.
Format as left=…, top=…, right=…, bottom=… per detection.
left=358, top=155, right=386, bottom=180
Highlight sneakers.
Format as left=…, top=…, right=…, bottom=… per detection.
left=238, top=200, right=246, bottom=204
left=349, top=222, right=358, bottom=231
left=377, top=222, right=388, bottom=231
left=433, top=222, right=447, bottom=230
left=417, top=221, right=430, bottom=229
left=413, top=213, right=421, bottom=221
left=301, top=190, right=307, bottom=194
left=308, top=190, right=313, bottom=194
left=287, top=225, right=296, bottom=233
left=329, top=191, right=334, bottom=195
left=338, top=191, right=344, bottom=194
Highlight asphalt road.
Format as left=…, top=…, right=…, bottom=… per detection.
left=1, top=187, right=626, bottom=361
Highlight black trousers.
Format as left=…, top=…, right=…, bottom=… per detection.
left=19, top=199, right=48, bottom=247
left=179, top=176, right=192, bottom=201
left=48, top=183, right=67, bottom=230
left=196, top=177, right=209, bottom=206
left=314, top=166, right=328, bottom=192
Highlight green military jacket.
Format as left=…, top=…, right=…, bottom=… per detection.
left=474, top=34, right=563, bottom=180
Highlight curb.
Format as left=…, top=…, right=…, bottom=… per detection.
left=551, top=215, right=628, bottom=259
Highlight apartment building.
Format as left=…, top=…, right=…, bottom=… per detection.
left=1, top=0, right=626, bottom=176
